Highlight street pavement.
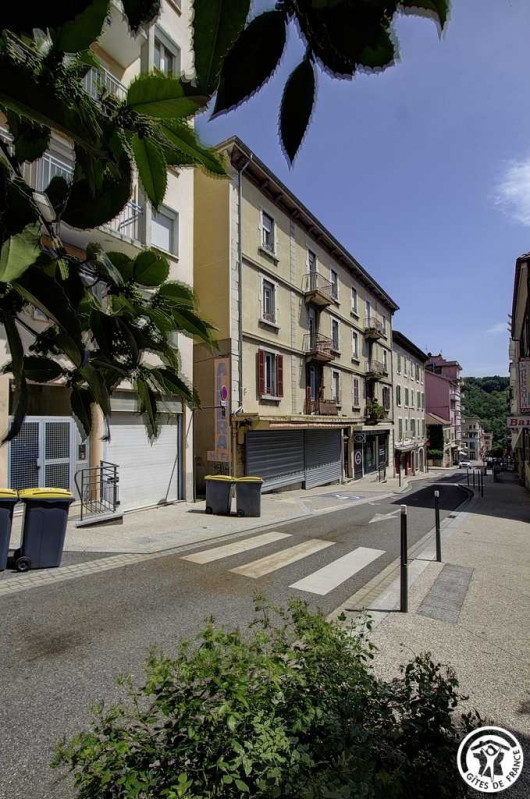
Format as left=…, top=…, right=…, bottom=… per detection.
left=0, top=476, right=467, bottom=799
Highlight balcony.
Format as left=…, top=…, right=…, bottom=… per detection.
left=97, top=0, right=147, bottom=68
left=82, top=66, right=127, bottom=101
left=305, top=397, right=339, bottom=416
left=302, top=272, right=334, bottom=307
left=450, top=392, right=459, bottom=401
left=364, top=316, right=385, bottom=339
left=365, top=400, right=387, bottom=425
left=303, top=333, right=336, bottom=362
left=365, top=360, right=386, bottom=378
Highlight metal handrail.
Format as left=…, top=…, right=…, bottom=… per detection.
left=303, top=271, right=333, bottom=296
left=83, top=65, right=127, bottom=100
left=366, top=359, right=386, bottom=376
left=303, top=332, right=334, bottom=354
left=364, top=316, right=384, bottom=334
left=74, top=460, right=120, bottom=521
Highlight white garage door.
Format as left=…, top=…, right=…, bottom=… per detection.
left=107, top=413, right=181, bottom=511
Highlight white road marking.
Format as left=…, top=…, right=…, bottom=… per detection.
left=230, top=539, right=334, bottom=578
left=290, top=546, right=385, bottom=595
left=181, top=532, right=290, bottom=564
left=368, top=510, right=400, bottom=524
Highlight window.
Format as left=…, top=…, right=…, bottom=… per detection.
left=154, top=36, right=179, bottom=75
left=383, top=349, right=388, bottom=372
left=307, top=249, right=317, bottom=273
left=410, top=391, right=414, bottom=408
left=405, top=387, right=409, bottom=406
left=398, top=418, right=403, bottom=440
left=411, top=419, right=416, bottom=437
left=352, top=331, right=359, bottom=360
left=382, top=386, right=390, bottom=411
left=261, top=211, right=275, bottom=253
left=422, top=392, right=425, bottom=409
left=397, top=353, right=402, bottom=374
left=258, top=350, right=283, bottom=398
left=417, top=391, right=421, bottom=408
left=403, top=357, right=408, bottom=377
left=330, top=269, right=339, bottom=300
left=404, top=417, right=409, bottom=435
left=423, top=420, right=426, bottom=437
left=261, top=278, right=276, bottom=324
left=351, top=287, right=358, bottom=314
left=352, top=376, right=360, bottom=407
left=396, top=385, right=401, bottom=406
left=331, top=370, right=340, bottom=403
left=331, top=318, right=340, bottom=351
left=382, top=316, right=387, bottom=336
left=151, top=208, right=178, bottom=254
left=366, top=299, right=371, bottom=323
left=415, top=364, right=420, bottom=381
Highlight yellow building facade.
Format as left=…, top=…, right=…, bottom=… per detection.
left=194, top=139, right=398, bottom=492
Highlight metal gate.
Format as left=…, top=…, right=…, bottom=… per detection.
left=246, top=430, right=304, bottom=491
left=304, top=430, right=342, bottom=489
left=9, top=417, right=80, bottom=493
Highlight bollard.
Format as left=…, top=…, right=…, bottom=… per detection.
left=400, top=505, right=408, bottom=613
left=434, top=489, right=442, bottom=562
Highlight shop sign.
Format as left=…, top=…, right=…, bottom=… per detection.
left=507, top=416, right=530, bottom=428
left=354, top=433, right=366, bottom=443
left=207, top=357, right=231, bottom=462
left=520, top=359, right=530, bottom=413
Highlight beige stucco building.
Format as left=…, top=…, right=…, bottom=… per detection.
left=0, top=0, right=195, bottom=512
left=194, top=138, right=398, bottom=493
left=392, top=331, right=427, bottom=476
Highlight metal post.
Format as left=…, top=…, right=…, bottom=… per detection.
left=434, top=489, right=441, bottom=562
left=466, top=466, right=470, bottom=486
left=472, top=469, right=475, bottom=489
left=481, top=469, right=484, bottom=498
left=400, top=505, right=408, bottom=613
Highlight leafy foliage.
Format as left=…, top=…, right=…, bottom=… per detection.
left=461, top=376, right=510, bottom=450
left=195, top=0, right=449, bottom=162
left=53, top=599, right=480, bottom=798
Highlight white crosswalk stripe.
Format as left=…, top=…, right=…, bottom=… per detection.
left=181, top=532, right=290, bottom=564
left=230, top=539, right=334, bottom=578
left=290, top=546, right=385, bottom=595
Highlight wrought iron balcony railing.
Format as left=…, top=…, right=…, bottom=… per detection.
left=83, top=66, right=127, bottom=101
left=365, top=360, right=386, bottom=377
left=303, top=333, right=336, bottom=361
left=364, top=316, right=385, bottom=338
left=303, top=272, right=334, bottom=304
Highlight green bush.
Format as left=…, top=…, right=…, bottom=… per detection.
left=53, top=600, right=480, bottom=798
left=427, top=449, right=444, bottom=459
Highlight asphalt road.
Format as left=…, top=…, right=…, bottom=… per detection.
left=0, top=476, right=468, bottom=799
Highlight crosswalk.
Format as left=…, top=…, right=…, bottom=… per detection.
left=181, top=532, right=385, bottom=597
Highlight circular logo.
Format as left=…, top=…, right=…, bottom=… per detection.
left=354, top=451, right=362, bottom=466
left=457, top=726, right=524, bottom=793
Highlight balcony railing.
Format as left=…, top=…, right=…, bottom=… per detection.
left=303, top=272, right=334, bottom=305
left=303, top=333, right=336, bottom=361
left=305, top=394, right=339, bottom=415
left=83, top=65, right=127, bottom=101
left=35, top=153, right=74, bottom=192
left=102, top=199, right=143, bottom=240
left=365, top=360, right=386, bottom=377
left=364, top=316, right=385, bottom=338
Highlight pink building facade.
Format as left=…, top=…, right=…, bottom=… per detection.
left=425, top=354, right=463, bottom=465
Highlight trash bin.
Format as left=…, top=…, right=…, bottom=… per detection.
left=15, top=488, right=74, bottom=572
left=236, top=477, right=263, bottom=518
left=204, top=475, right=235, bottom=515
left=0, top=489, right=18, bottom=571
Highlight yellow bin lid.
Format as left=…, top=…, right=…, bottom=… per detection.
left=236, top=477, right=263, bottom=483
left=0, top=488, right=18, bottom=498
left=204, top=475, right=235, bottom=482
left=19, top=487, right=73, bottom=500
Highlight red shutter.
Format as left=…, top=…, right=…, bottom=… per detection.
left=258, top=350, right=265, bottom=396
left=276, top=354, right=284, bottom=397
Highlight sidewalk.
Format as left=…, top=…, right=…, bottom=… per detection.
left=7, top=469, right=447, bottom=556
left=348, top=475, right=530, bottom=798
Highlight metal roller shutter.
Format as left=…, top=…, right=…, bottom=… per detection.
left=246, top=430, right=304, bottom=491
left=304, top=429, right=342, bottom=489
left=107, top=413, right=180, bottom=510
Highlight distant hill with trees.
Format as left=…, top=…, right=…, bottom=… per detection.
left=461, top=376, right=510, bottom=451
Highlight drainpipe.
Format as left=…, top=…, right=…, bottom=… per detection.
left=237, top=156, right=252, bottom=410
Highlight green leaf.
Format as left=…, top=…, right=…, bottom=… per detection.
left=213, top=10, right=287, bottom=116
left=62, top=155, right=132, bottom=229
left=400, top=0, right=448, bottom=27
left=235, top=779, right=249, bottom=793
left=107, top=251, right=134, bottom=282
left=135, top=375, right=159, bottom=440
left=193, top=0, right=250, bottom=94
left=22, top=356, right=64, bottom=383
left=121, top=0, right=161, bottom=33
left=5, top=111, right=50, bottom=164
left=80, top=362, right=112, bottom=419
left=3, top=1, right=95, bottom=34
left=133, top=250, right=170, bottom=286
left=158, top=121, right=227, bottom=176
left=70, top=386, right=93, bottom=439
left=1, top=315, right=28, bottom=443
left=86, top=244, right=125, bottom=286
left=157, top=280, right=195, bottom=308
left=150, top=368, right=193, bottom=405
left=131, top=135, right=167, bottom=208
left=127, top=74, right=208, bottom=119
left=279, top=59, right=316, bottom=164
left=0, top=224, right=42, bottom=284
left=45, top=176, right=71, bottom=218
left=54, top=0, right=110, bottom=53
left=172, top=307, right=217, bottom=346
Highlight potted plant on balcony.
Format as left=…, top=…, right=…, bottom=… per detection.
left=365, top=399, right=386, bottom=424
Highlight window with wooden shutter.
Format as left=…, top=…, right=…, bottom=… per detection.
left=258, top=350, right=265, bottom=396
left=276, top=354, right=284, bottom=397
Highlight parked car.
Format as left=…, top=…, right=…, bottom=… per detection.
left=459, top=461, right=472, bottom=469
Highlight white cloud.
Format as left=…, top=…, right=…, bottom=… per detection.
left=493, top=157, right=530, bottom=225
left=486, top=322, right=507, bottom=335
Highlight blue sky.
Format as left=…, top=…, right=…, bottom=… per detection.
left=197, top=0, right=530, bottom=377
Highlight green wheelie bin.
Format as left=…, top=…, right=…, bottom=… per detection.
left=15, top=488, right=74, bottom=572
left=0, top=489, right=18, bottom=571
left=204, top=475, right=235, bottom=515
left=236, top=477, right=263, bottom=518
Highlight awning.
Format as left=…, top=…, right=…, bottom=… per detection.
left=395, top=443, right=419, bottom=452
